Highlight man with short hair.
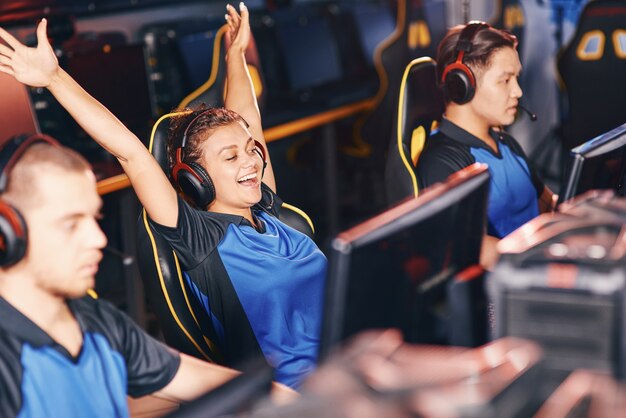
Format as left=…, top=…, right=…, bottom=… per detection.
left=0, top=137, right=245, bottom=417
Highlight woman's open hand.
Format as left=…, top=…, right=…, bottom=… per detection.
left=225, top=2, right=250, bottom=54
left=0, top=19, right=59, bottom=88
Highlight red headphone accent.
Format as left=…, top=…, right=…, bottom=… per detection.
left=0, top=133, right=60, bottom=267
left=441, top=21, right=491, bottom=105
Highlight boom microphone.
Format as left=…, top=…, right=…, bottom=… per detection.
left=518, top=104, right=537, bottom=122
left=103, top=246, right=134, bottom=266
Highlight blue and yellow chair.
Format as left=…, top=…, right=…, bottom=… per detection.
left=557, top=0, right=626, bottom=150
left=384, top=57, right=444, bottom=206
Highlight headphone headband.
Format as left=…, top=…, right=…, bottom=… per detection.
left=455, top=21, right=491, bottom=53
left=180, top=110, right=208, bottom=149
left=441, top=21, right=491, bottom=105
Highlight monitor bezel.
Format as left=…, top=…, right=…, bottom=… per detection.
left=320, top=163, right=490, bottom=359
left=560, top=123, right=626, bottom=204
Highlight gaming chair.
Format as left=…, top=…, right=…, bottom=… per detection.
left=385, top=57, right=444, bottom=206
left=136, top=112, right=314, bottom=363
left=557, top=0, right=626, bottom=150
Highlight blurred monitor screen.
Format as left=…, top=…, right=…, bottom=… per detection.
left=350, top=1, right=395, bottom=66
left=559, top=123, right=626, bottom=204
left=0, top=72, right=39, bottom=144
left=320, top=164, right=489, bottom=359
left=274, top=13, right=343, bottom=91
left=65, top=43, right=153, bottom=140
left=176, top=25, right=221, bottom=91
left=423, top=0, right=448, bottom=51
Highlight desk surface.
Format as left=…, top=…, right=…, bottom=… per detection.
left=97, top=98, right=375, bottom=195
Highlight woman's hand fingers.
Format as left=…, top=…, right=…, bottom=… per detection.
left=225, top=2, right=250, bottom=51
left=36, top=19, right=51, bottom=50
left=0, top=20, right=59, bottom=87
left=0, top=65, right=15, bottom=76
left=0, top=43, right=14, bottom=58
left=0, top=27, right=21, bottom=50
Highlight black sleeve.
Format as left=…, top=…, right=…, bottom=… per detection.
left=416, top=139, right=474, bottom=191
left=503, top=134, right=544, bottom=196
left=0, top=334, right=24, bottom=418
left=147, top=195, right=227, bottom=269
left=77, top=298, right=181, bottom=398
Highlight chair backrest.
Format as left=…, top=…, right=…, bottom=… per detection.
left=384, top=57, right=444, bottom=206
left=557, top=0, right=626, bottom=150
left=137, top=111, right=223, bottom=363
left=178, top=24, right=266, bottom=111
left=141, top=19, right=265, bottom=114
left=136, top=112, right=314, bottom=362
left=490, top=0, right=526, bottom=52
left=349, top=0, right=440, bottom=158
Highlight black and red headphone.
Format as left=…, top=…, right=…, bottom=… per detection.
left=441, top=21, right=492, bottom=105
left=170, top=110, right=268, bottom=209
left=0, top=134, right=60, bottom=267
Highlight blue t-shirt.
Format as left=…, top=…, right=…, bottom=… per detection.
left=150, top=184, right=327, bottom=388
left=0, top=296, right=180, bottom=418
left=417, top=119, right=543, bottom=238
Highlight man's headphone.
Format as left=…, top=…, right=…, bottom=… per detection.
left=170, top=110, right=268, bottom=209
left=441, top=21, right=491, bottom=105
left=0, top=134, right=60, bottom=267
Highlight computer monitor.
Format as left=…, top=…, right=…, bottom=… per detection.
left=349, top=1, right=396, bottom=67
left=64, top=42, right=154, bottom=144
left=319, top=163, right=490, bottom=359
left=423, top=0, right=448, bottom=53
left=0, top=72, right=40, bottom=144
left=166, top=357, right=273, bottom=418
left=175, top=22, right=223, bottom=92
left=559, top=123, right=626, bottom=205
left=273, top=10, right=343, bottom=93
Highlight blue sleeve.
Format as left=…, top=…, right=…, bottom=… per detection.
left=502, top=134, right=544, bottom=196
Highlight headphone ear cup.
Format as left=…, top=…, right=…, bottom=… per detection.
left=176, top=162, right=215, bottom=209
left=0, top=201, right=27, bottom=267
left=252, top=140, right=268, bottom=179
left=444, top=68, right=476, bottom=105
left=253, top=148, right=268, bottom=179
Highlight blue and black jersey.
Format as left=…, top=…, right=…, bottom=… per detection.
left=148, top=184, right=327, bottom=389
left=0, top=296, right=180, bottom=418
left=417, top=119, right=544, bottom=238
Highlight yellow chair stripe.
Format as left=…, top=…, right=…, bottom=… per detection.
left=613, top=30, right=626, bottom=59
left=146, top=112, right=222, bottom=361
left=576, top=30, right=605, bottom=61
left=149, top=111, right=192, bottom=153
left=396, top=57, right=432, bottom=198
left=410, top=126, right=426, bottom=166
left=348, top=0, right=407, bottom=157
left=172, top=242, right=223, bottom=361
left=142, top=210, right=214, bottom=362
left=281, top=203, right=315, bottom=234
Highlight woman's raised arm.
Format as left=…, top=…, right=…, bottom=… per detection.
left=224, top=2, right=276, bottom=192
left=0, top=20, right=179, bottom=227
